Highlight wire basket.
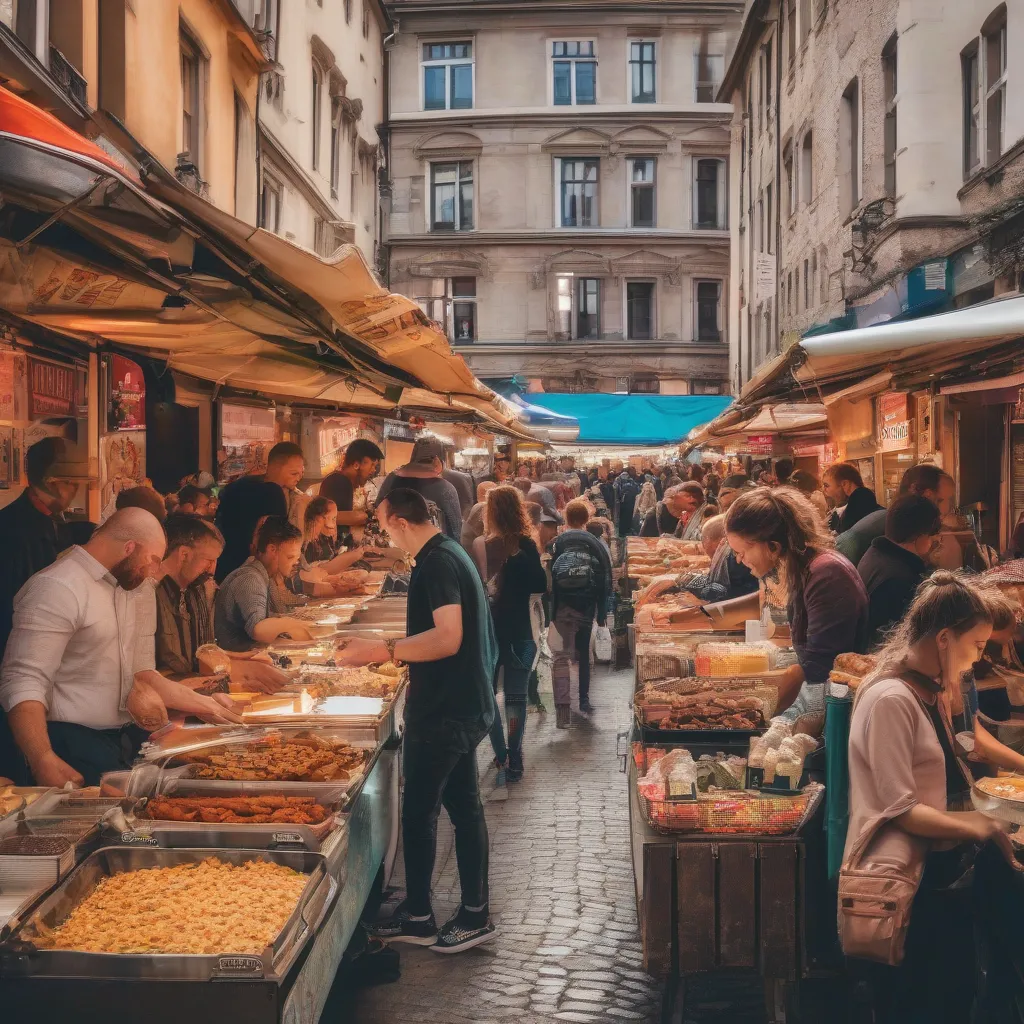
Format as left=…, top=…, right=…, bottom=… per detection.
left=641, top=782, right=824, bottom=835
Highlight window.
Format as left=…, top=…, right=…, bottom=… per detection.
left=786, top=271, right=793, bottom=315
left=422, top=42, right=473, bottom=110
left=416, top=278, right=477, bottom=343
left=559, top=158, right=599, bottom=227
left=693, top=157, right=727, bottom=230
left=344, top=0, right=351, bottom=23
left=841, top=80, right=860, bottom=214
left=800, top=131, right=813, bottom=205
left=963, top=44, right=981, bottom=175
left=430, top=161, right=474, bottom=231
left=763, top=40, right=773, bottom=110
left=810, top=250, right=818, bottom=307
left=820, top=246, right=828, bottom=304
left=626, top=282, right=655, bottom=340
left=311, top=63, right=324, bottom=170
left=883, top=35, right=898, bottom=196
left=556, top=275, right=601, bottom=340
left=803, top=258, right=810, bottom=310
left=630, top=41, right=656, bottom=103
left=259, top=173, right=282, bottom=232
left=180, top=31, right=202, bottom=167
left=783, top=144, right=795, bottom=218
left=631, top=377, right=660, bottom=394
left=552, top=41, right=596, bottom=105
left=984, top=10, right=1007, bottom=165
left=786, top=0, right=796, bottom=67
left=629, top=158, right=656, bottom=228
left=362, top=0, right=369, bottom=38
left=757, top=193, right=764, bottom=252
left=330, top=98, right=341, bottom=195
left=695, top=281, right=723, bottom=342
left=766, top=182, right=774, bottom=254
left=254, top=0, right=278, bottom=34
left=694, top=51, right=724, bottom=102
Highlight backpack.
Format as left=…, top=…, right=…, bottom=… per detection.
left=551, top=543, right=597, bottom=599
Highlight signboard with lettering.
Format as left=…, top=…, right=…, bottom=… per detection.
left=747, top=433, right=775, bottom=455
left=28, top=358, right=76, bottom=418
left=878, top=392, right=912, bottom=452
left=109, top=355, right=146, bottom=430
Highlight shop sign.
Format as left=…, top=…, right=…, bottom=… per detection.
left=28, top=357, right=76, bottom=418
left=754, top=255, right=776, bottom=302
left=747, top=433, right=775, bottom=455
left=108, top=355, right=146, bottom=430
left=878, top=393, right=911, bottom=452
left=220, top=403, right=276, bottom=444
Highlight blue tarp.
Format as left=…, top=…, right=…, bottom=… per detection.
left=508, top=394, right=580, bottom=429
left=524, top=394, right=733, bottom=446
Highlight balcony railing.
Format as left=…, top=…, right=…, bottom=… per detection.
left=48, top=45, right=87, bottom=106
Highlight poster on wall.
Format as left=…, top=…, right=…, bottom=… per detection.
left=108, top=355, right=146, bottom=430
left=100, top=431, right=145, bottom=521
left=219, top=403, right=277, bottom=481
left=28, top=357, right=76, bottom=418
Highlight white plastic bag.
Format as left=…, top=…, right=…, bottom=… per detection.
left=593, top=624, right=613, bottom=663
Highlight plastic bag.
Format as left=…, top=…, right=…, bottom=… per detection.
left=593, top=625, right=613, bottom=662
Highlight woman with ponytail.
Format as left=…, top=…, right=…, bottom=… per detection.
left=844, top=572, right=1011, bottom=1022
left=725, top=486, right=869, bottom=723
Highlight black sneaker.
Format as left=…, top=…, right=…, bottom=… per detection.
left=579, top=698, right=595, bottom=713
left=431, top=906, right=497, bottom=954
left=365, top=900, right=438, bottom=946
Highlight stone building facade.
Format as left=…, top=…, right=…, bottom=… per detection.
left=724, top=0, right=1024, bottom=391
left=384, top=0, right=743, bottom=396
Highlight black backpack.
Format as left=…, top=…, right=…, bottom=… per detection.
left=551, top=543, right=597, bottom=598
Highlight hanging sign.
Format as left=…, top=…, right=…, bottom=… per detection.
left=878, top=392, right=911, bottom=452
left=109, top=355, right=146, bottom=430
left=747, top=433, right=775, bottom=455
left=28, top=358, right=76, bottom=418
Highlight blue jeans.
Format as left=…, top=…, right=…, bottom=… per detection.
left=488, top=639, right=537, bottom=772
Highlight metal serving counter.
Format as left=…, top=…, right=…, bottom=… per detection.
left=0, top=744, right=400, bottom=1024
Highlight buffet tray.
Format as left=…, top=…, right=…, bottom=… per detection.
left=0, top=847, right=336, bottom=982
left=971, top=778, right=1024, bottom=826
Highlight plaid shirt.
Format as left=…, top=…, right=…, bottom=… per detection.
left=214, top=557, right=286, bottom=652
left=154, top=575, right=215, bottom=677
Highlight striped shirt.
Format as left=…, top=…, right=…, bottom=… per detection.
left=154, top=575, right=215, bottom=677
left=214, top=557, right=285, bottom=652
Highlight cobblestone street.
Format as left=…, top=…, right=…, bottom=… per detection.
left=334, top=664, right=665, bottom=1023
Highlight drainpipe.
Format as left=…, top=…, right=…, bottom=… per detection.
left=773, top=7, right=783, bottom=359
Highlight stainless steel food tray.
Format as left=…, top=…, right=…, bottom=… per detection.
left=25, top=792, right=135, bottom=821
left=972, top=779, right=1024, bottom=826
left=0, top=846, right=336, bottom=981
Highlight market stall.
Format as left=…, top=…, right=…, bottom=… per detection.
left=0, top=583, right=412, bottom=1023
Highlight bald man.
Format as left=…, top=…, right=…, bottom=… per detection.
left=0, top=508, right=239, bottom=786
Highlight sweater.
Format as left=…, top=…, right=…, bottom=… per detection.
left=858, top=536, right=929, bottom=648
left=838, top=486, right=883, bottom=534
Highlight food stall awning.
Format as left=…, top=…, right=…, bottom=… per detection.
left=681, top=402, right=828, bottom=455
left=740, top=295, right=1024, bottom=407
left=507, top=395, right=580, bottom=443
left=0, top=86, right=533, bottom=441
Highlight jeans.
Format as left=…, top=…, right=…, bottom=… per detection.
left=488, top=639, right=537, bottom=771
left=549, top=605, right=594, bottom=707
left=402, top=721, right=489, bottom=917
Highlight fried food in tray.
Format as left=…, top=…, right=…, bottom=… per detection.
left=646, top=691, right=767, bottom=731
left=295, top=665, right=401, bottom=700
left=35, top=858, right=307, bottom=955
left=173, top=732, right=369, bottom=781
left=142, top=794, right=331, bottom=825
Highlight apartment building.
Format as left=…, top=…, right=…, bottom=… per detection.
left=384, top=0, right=743, bottom=397
left=235, top=0, right=388, bottom=264
left=724, top=0, right=1024, bottom=391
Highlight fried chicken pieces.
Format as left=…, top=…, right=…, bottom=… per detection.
left=144, top=794, right=331, bottom=825
left=176, top=733, right=368, bottom=781
left=38, top=859, right=307, bottom=955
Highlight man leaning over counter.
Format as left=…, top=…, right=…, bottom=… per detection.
left=0, top=508, right=242, bottom=787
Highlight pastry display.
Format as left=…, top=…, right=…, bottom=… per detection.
left=143, top=795, right=331, bottom=825
left=828, top=652, right=879, bottom=690
left=35, top=858, right=308, bottom=954
left=174, top=733, right=369, bottom=781
left=975, top=775, right=1024, bottom=802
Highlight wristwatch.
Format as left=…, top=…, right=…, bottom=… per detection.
left=384, top=638, right=401, bottom=664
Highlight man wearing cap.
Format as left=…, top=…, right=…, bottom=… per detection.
left=375, top=437, right=464, bottom=541
left=0, top=438, right=78, bottom=658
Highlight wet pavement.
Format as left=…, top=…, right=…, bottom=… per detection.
left=330, top=664, right=666, bottom=1023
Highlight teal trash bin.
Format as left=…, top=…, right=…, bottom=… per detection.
left=824, top=691, right=853, bottom=879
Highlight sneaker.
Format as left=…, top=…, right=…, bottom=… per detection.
left=555, top=704, right=571, bottom=729
left=506, top=766, right=524, bottom=783
left=579, top=698, right=595, bottom=714
left=365, top=900, right=438, bottom=946
left=432, top=906, right=498, bottom=954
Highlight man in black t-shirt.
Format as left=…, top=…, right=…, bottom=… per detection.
left=339, top=488, right=498, bottom=954
left=214, top=442, right=305, bottom=582
left=318, top=439, right=383, bottom=541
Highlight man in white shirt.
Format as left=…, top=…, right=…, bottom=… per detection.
left=0, top=508, right=239, bottom=786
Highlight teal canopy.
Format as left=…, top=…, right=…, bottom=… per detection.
left=524, top=394, right=733, bottom=446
